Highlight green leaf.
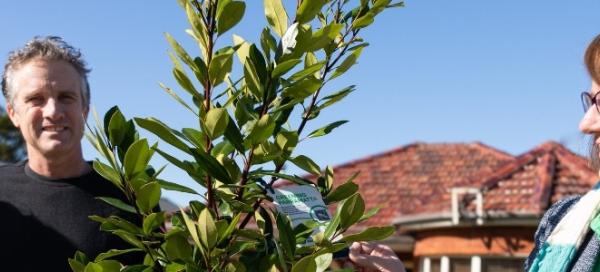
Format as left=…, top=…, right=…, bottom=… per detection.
left=305, top=23, right=343, bottom=52
left=352, top=13, right=375, bottom=29
left=296, top=0, right=327, bottom=24
left=282, top=77, right=322, bottom=100
left=264, top=0, right=288, bottom=37
left=165, top=33, right=197, bottom=71
left=272, top=58, right=302, bottom=78
left=243, top=56, right=263, bottom=99
left=209, top=48, right=235, bottom=87
left=184, top=2, right=209, bottom=58
left=107, top=108, right=127, bottom=147
left=330, top=45, right=366, bottom=80
left=341, top=226, right=395, bottom=242
left=291, top=255, right=317, bottom=272
left=204, top=107, right=230, bottom=139
left=360, top=206, right=382, bottom=222
left=157, top=179, right=199, bottom=195
left=198, top=208, right=218, bottom=250
left=305, top=52, right=318, bottom=67
left=135, top=182, right=162, bottom=213
left=289, top=61, right=325, bottom=82
left=275, top=129, right=298, bottom=154
left=190, top=148, right=233, bottom=184
left=113, top=230, right=145, bottom=249
left=314, top=85, right=355, bottom=113
left=246, top=114, right=276, bottom=145
left=224, top=116, right=245, bottom=153
left=217, top=1, right=246, bottom=35
left=173, top=68, right=200, bottom=99
left=143, top=212, right=166, bottom=234
left=250, top=170, right=313, bottom=185
left=69, top=259, right=86, bottom=272
left=165, top=235, right=193, bottom=261
left=325, top=180, right=358, bottom=204
left=97, top=197, right=137, bottom=214
left=135, top=117, right=191, bottom=154
left=180, top=209, right=201, bottom=248
left=339, top=193, right=365, bottom=229
left=323, top=210, right=340, bottom=239
left=124, top=139, right=154, bottom=179
left=290, top=155, right=321, bottom=175
left=85, top=260, right=122, bottom=272
left=307, top=120, right=348, bottom=138
left=233, top=35, right=251, bottom=65
left=276, top=214, right=296, bottom=259
left=93, top=161, right=122, bottom=189
left=158, top=83, right=198, bottom=116
left=314, top=253, right=332, bottom=272
left=95, top=248, right=143, bottom=262
left=218, top=213, right=242, bottom=243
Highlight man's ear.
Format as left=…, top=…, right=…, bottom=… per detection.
left=6, top=103, right=20, bottom=128
left=82, top=105, right=89, bottom=121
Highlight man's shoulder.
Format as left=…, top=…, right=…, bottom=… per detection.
left=0, top=161, right=26, bottom=178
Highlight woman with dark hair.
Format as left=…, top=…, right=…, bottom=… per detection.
left=525, top=34, right=600, bottom=272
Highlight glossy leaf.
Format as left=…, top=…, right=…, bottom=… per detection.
left=134, top=117, right=190, bottom=154
left=264, top=0, right=288, bottom=37
left=272, top=58, right=302, bottom=78
left=325, top=180, right=358, bottom=204
left=205, top=107, right=230, bottom=139
left=341, top=226, right=395, bottom=242
left=330, top=45, right=366, bottom=80
left=157, top=179, right=199, bottom=195
left=282, top=77, right=322, bottom=100
left=290, top=155, right=321, bottom=175
left=209, top=48, right=235, bottom=87
left=198, top=208, right=218, bottom=250
left=93, top=161, right=122, bottom=189
left=291, top=255, right=317, bottom=272
left=305, top=23, right=343, bottom=52
left=143, top=212, right=166, bottom=234
left=296, top=0, right=328, bottom=24
left=217, top=1, right=246, bottom=35
left=135, top=182, right=161, bottom=213
left=124, top=139, right=154, bottom=179
left=314, top=253, right=332, bottom=272
left=95, top=248, right=143, bottom=262
left=97, top=197, right=137, bottom=214
left=246, top=114, right=276, bottom=145
left=276, top=214, right=295, bottom=259
left=339, top=193, right=365, bottom=229
left=307, top=120, right=348, bottom=138
left=190, top=148, right=233, bottom=184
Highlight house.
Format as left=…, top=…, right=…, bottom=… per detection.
left=329, top=141, right=596, bottom=272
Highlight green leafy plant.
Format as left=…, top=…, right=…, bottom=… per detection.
left=72, top=0, right=402, bottom=271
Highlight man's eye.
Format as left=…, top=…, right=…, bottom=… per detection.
left=27, top=97, right=43, bottom=104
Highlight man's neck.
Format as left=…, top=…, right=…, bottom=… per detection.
left=27, top=152, right=91, bottom=179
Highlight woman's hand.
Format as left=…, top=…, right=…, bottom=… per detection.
left=346, top=242, right=406, bottom=272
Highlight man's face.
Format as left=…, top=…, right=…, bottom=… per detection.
left=7, top=59, right=88, bottom=160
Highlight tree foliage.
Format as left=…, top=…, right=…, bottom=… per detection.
left=73, top=0, right=403, bottom=271
left=0, top=106, right=25, bottom=163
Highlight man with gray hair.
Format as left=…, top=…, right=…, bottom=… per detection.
left=0, top=36, right=138, bottom=270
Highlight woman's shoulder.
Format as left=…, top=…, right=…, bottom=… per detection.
left=541, top=195, right=582, bottom=227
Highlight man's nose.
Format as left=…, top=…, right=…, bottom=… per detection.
left=579, top=107, right=600, bottom=134
left=42, top=98, right=64, bottom=119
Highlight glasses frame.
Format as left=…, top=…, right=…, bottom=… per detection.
left=581, top=91, right=600, bottom=114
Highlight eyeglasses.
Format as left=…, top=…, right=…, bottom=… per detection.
left=581, top=92, right=600, bottom=113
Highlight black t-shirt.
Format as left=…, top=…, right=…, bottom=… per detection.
left=0, top=161, right=141, bottom=271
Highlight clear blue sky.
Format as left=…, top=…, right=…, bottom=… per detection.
left=1, top=1, right=599, bottom=205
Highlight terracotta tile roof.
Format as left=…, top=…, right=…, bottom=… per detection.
left=329, top=142, right=515, bottom=227
left=469, top=141, right=596, bottom=214
left=328, top=141, right=596, bottom=227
